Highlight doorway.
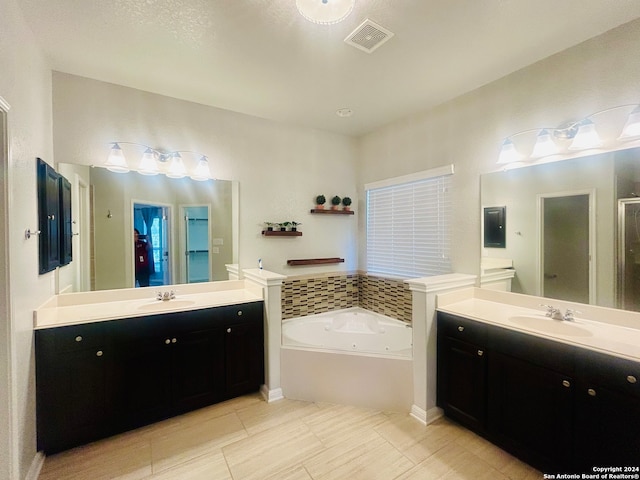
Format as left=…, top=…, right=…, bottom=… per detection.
left=539, top=192, right=593, bottom=304
left=133, top=203, right=171, bottom=287
left=182, top=205, right=210, bottom=283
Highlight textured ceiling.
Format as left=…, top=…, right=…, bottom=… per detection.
left=17, top=0, right=640, bottom=136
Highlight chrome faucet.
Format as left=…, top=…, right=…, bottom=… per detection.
left=541, top=304, right=564, bottom=320
left=156, top=290, right=176, bottom=301
left=541, top=304, right=578, bottom=321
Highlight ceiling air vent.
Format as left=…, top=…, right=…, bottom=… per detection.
left=344, top=18, right=394, bottom=54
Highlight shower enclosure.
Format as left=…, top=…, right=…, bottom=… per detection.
left=618, top=198, right=640, bottom=311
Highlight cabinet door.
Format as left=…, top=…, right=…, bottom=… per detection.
left=36, top=326, right=110, bottom=453
left=225, top=321, right=264, bottom=398
left=172, top=327, right=225, bottom=412
left=37, top=158, right=60, bottom=273
left=437, top=336, right=487, bottom=431
left=488, top=351, right=573, bottom=471
left=574, top=351, right=640, bottom=469
left=115, top=334, right=173, bottom=428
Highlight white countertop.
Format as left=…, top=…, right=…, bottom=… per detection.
left=437, top=288, right=640, bottom=363
left=34, top=280, right=264, bottom=329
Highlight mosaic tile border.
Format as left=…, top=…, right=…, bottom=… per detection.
left=281, top=272, right=412, bottom=323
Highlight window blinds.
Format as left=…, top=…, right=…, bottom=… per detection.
left=366, top=169, right=452, bottom=278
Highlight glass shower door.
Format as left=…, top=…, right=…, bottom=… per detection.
left=184, top=206, right=210, bottom=283
left=618, top=198, right=640, bottom=311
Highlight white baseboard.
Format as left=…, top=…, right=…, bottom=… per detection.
left=260, top=385, right=284, bottom=403
left=25, top=451, right=45, bottom=480
left=410, top=405, right=443, bottom=425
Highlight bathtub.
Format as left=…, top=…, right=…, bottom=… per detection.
left=281, top=307, right=413, bottom=411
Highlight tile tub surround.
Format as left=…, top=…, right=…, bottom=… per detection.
left=281, top=272, right=412, bottom=322
left=437, top=287, right=640, bottom=362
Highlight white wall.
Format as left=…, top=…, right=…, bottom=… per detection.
left=357, top=18, right=640, bottom=281
left=0, top=0, right=55, bottom=478
left=52, top=73, right=359, bottom=278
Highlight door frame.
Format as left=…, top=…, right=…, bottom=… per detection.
left=536, top=189, right=596, bottom=304
left=179, top=203, right=212, bottom=284
left=0, top=95, right=14, bottom=480
left=130, top=199, right=175, bottom=288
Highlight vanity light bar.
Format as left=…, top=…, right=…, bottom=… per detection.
left=105, top=142, right=213, bottom=181
left=498, top=104, right=640, bottom=165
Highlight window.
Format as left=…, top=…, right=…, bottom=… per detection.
left=366, top=165, right=453, bottom=278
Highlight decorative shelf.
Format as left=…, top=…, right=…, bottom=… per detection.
left=310, top=209, right=354, bottom=215
left=262, top=230, right=302, bottom=237
left=287, top=257, right=345, bottom=266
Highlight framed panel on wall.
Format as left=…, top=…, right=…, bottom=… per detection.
left=483, top=206, right=506, bottom=248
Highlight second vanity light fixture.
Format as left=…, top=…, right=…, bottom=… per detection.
left=104, top=142, right=212, bottom=181
left=498, top=104, right=640, bottom=165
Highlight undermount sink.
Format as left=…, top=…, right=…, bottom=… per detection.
left=137, top=299, right=196, bottom=312
left=508, top=315, right=593, bottom=337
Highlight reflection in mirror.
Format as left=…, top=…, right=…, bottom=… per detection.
left=480, top=147, right=640, bottom=311
left=57, top=163, right=236, bottom=292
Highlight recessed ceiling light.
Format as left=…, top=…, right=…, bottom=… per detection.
left=336, top=108, right=353, bottom=118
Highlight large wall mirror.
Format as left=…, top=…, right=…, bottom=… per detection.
left=58, top=163, right=238, bottom=292
left=481, top=147, right=640, bottom=311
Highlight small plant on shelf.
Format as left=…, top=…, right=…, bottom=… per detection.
left=331, top=195, right=341, bottom=210
left=315, top=194, right=326, bottom=209
left=280, top=222, right=289, bottom=231
left=342, top=196, right=352, bottom=211
left=289, top=221, right=302, bottom=232
left=264, top=221, right=278, bottom=231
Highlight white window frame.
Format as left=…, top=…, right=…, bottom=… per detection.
left=365, top=164, right=454, bottom=279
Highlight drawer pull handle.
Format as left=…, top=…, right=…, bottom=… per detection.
left=165, top=339, right=171, bottom=345
left=96, top=350, right=103, bottom=357
left=75, top=335, right=83, bottom=342
left=587, top=388, right=596, bottom=397
left=171, top=338, right=177, bottom=344
left=477, top=350, right=484, bottom=357
left=562, top=380, right=571, bottom=388
left=457, top=326, right=464, bottom=332
left=237, top=310, right=243, bottom=316
left=227, top=327, right=232, bottom=333
left=628, top=375, right=637, bottom=384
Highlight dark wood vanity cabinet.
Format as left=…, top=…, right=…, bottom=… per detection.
left=573, top=349, right=640, bottom=470
left=437, top=311, right=640, bottom=473
left=436, top=316, right=488, bottom=431
left=36, top=301, right=264, bottom=454
left=35, top=322, right=112, bottom=453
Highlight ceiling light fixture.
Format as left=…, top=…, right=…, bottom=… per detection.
left=296, top=0, right=355, bottom=25
left=497, top=104, right=640, bottom=165
left=104, top=142, right=212, bottom=181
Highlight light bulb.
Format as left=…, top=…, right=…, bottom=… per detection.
left=138, top=148, right=159, bottom=175
left=568, top=119, right=602, bottom=150
left=497, top=138, right=523, bottom=165
left=531, top=129, right=559, bottom=158
left=166, top=153, right=186, bottom=178
left=105, top=143, right=129, bottom=173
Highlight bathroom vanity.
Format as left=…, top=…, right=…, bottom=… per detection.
left=34, top=283, right=264, bottom=454
left=436, top=288, right=640, bottom=473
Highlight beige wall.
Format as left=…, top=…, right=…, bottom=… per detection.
left=357, top=19, right=640, bottom=284
left=0, top=0, right=54, bottom=478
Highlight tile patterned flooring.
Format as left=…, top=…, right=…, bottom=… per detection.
left=39, top=394, right=542, bottom=480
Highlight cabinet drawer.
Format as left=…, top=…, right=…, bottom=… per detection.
left=437, top=312, right=487, bottom=346
left=39, top=322, right=106, bottom=352
left=577, top=349, right=640, bottom=399
left=489, top=325, right=576, bottom=374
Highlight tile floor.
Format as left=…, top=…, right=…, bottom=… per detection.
left=39, top=394, right=542, bottom=480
